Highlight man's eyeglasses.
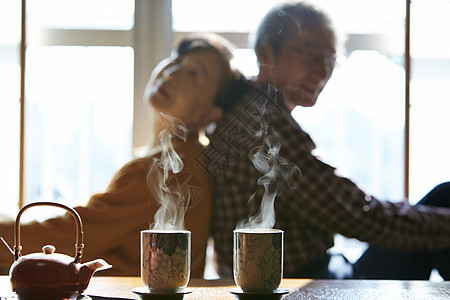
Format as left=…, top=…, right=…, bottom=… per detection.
left=290, top=45, right=337, bottom=66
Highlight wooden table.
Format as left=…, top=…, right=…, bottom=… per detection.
left=1, top=276, right=450, bottom=299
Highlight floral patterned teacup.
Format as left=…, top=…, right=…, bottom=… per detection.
left=140, top=230, right=191, bottom=292
left=233, top=229, right=284, bottom=293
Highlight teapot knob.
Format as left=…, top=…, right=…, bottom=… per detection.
left=42, top=245, right=56, bottom=255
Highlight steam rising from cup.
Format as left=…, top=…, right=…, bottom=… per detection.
left=147, top=113, right=190, bottom=231
left=237, top=85, right=301, bottom=230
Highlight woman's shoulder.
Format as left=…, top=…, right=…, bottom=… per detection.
left=107, top=155, right=158, bottom=189
left=119, top=156, right=153, bottom=173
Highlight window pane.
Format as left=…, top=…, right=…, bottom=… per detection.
left=25, top=46, right=134, bottom=208
left=27, top=0, right=135, bottom=30
left=410, top=0, right=450, bottom=202
left=293, top=51, right=405, bottom=201
left=289, top=0, right=406, bottom=201
left=0, top=1, right=21, bottom=217
left=0, top=1, right=21, bottom=44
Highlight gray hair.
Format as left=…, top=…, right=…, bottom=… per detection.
left=254, top=1, right=335, bottom=58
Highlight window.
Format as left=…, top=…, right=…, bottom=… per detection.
left=25, top=46, right=134, bottom=209
left=409, top=0, right=450, bottom=201
left=26, top=0, right=134, bottom=30
left=1, top=0, right=135, bottom=220
left=23, top=0, right=135, bottom=215
left=0, top=1, right=21, bottom=217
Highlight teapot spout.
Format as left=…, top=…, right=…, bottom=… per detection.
left=82, top=259, right=112, bottom=273
left=76, top=259, right=112, bottom=293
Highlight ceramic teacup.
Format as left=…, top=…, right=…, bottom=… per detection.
left=140, top=229, right=191, bottom=293
left=233, top=228, right=284, bottom=293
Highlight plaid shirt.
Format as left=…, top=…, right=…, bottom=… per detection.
left=205, top=81, right=450, bottom=278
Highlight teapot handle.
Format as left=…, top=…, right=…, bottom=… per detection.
left=14, top=202, right=84, bottom=262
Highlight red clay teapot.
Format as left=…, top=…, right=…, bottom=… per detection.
left=7, top=202, right=112, bottom=300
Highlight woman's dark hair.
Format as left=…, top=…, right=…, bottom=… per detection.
left=254, top=1, right=334, bottom=58
left=175, top=34, right=249, bottom=112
